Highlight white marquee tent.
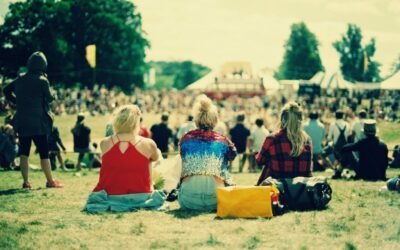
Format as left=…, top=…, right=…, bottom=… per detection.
left=259, top=73, right=281, bottom=90
left=380, top=71, right=400, bottom=90
left=186, top=70, right=217, bottom=90
left=320, top=71, right=354, bottom=90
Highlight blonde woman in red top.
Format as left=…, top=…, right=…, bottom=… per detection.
left=84, top=105, right=165, bottom=212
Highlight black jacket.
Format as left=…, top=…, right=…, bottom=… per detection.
left=229, top=123, right=250, bottom=153
left=342, top=136, right=388, bottom=181
left=3, top=52, right=54, bottom=137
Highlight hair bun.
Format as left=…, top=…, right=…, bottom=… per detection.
left=199, top=99, right=211, bottom=112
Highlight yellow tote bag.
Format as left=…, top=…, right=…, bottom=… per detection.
left=216, top=185, right=279, bottom=218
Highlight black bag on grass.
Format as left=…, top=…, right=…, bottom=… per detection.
left=260, top=176, right=332, bottom=211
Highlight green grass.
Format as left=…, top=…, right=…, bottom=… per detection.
left=0, top=115, right=400, bottom=249
left=378, top=121, right=400, bottom=148
left=0, top=169, right=399, bottom=249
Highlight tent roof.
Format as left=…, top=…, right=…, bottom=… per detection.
left=381, top=71, right=400, bottom=90
left=186, top=70, right=217, bottom=90
left=320, top=72, right=354, bottom=90
left=307, top=71, right=325, bottom=84
left=259, top=73, right=281, bottom=90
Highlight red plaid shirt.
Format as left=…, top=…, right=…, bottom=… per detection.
left=256, top=129, right=312, bottom=184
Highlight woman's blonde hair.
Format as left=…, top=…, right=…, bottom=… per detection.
left=193, top=95, right=218, bottom=130
left=111, top=105, right=141, bottom=134
left=279, top=102, right=308, bottom=157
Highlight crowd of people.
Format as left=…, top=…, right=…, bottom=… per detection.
left=1, top=51, right=399, bottom=213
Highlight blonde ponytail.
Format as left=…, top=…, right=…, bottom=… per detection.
left=279, top=102, right=308, bottom=157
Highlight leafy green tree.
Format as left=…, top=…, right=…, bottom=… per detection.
left=0, top=0, right=149, bottom=91
left=275, top=22, right=324, bottom=80
left=333, top=24, right=381, bottom=82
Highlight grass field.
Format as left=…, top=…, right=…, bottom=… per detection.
left=1, top=114, right=400, bottom=250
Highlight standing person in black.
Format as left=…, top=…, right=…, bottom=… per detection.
left=71, top=114, right=91, bottom=171
left=341, top=120, right=388, bottom=181
left=3, top=51, right=64, bottom=189
left=151, top=114, right=173, bottom=158
left=229, top=114, right=250, bottom=172
left=48, top=124, right=67, bottom=171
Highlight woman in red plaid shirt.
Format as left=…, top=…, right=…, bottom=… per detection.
left=256, top=102, right=312, bottom=185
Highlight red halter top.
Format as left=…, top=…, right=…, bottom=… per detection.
left=93, top=136, right=152, bottom=195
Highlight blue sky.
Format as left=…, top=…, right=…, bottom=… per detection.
left=1, top=0, right=399, bottom=76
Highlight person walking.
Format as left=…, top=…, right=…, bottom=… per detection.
left=176, top=115, right=196, bottom=141
left=48, top=124, right=67, bottom=171
left=248, top=118, right=269, bottom=172
left=328, top=110, right=352, bottom=178
left=71, top=113, right=91, bottom=171
left=304, top=112, right=326, bottom=171
left=3, top=51, right=63, bottom=189
left=151, top=114, right=173, bottom=157
left=229, top=114, right=250, bottom=172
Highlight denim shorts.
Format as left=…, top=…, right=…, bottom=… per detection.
left=178, top=175, right=222, bottom=211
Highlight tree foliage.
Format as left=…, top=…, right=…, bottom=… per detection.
left=333, top=24, right=381, bottom=82
left=391, top=55, right=400, bottom=74
left=275, top=22, right=324, bottom=80
left=0, top=0, right=149, bottom=91
left=150, top=61, right=210, bottom=90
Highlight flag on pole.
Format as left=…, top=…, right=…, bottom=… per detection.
left=363, top=50, right=368, bottom=73
left=86, top=44, right=96, bottom=68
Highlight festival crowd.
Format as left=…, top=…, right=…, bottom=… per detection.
left=1, top=52, right=399, bottom=213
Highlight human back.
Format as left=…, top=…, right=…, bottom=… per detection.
left=257, top=102, right=312, bottom=184
left=178, top=95, right=237, bottom=211
left=95, top=134, right=157, bottom=195
left=85, top=105, right=164, bottom=212
left=5, top=52, right=54, bottom=137
left=96, top=105, right=159, bottom=194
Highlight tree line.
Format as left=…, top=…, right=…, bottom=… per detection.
left=0, top=0, right=148, bottom=91
left=0, top=1, right=398, bottom=90
left=275, top=22, right=389, bottom=83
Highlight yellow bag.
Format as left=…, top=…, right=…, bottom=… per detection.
left=216, top=185, right=279, bottom=218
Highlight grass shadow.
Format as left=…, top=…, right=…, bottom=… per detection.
left=166, top=209, right=214, bottom=219
left=0, top=188, right=42, bottom=196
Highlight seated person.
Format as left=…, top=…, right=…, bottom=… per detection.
left=179, top=95, right=237, bottom=211
left=84, top=105, right=165, bottom=212
left=88, top=143, right=102, bottom=169
left=387, top=177, right=400, bottom=192
left=256, top=102, right=312, bottom=185
left=341, top=120, right=388, bottom=181
left=0, top=124, right=18, bottom=170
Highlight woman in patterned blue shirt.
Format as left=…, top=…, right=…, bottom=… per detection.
left=178, top=95, right=237, bottom=211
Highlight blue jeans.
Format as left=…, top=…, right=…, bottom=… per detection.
left=178, top=175, right=222, bottom=211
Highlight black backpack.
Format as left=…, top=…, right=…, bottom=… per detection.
left=334, top=124, right=347, bottom=151
left=260, top=177, right=332, bottom=211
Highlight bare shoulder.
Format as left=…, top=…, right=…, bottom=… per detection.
left=138, top=136, right=156, bottom=147
left=136, top=136, right=158, bottom=159
left=100, top=137, right=114, bottom=154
